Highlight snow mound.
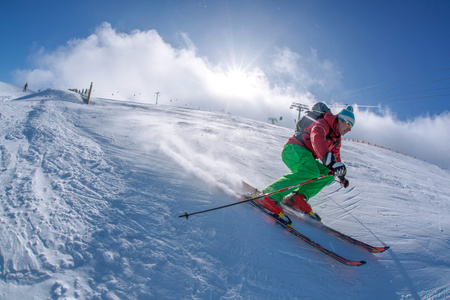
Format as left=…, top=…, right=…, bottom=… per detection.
left=0, top=82, right=33, bottom=101
left=13, top=88, right=83, bottom=104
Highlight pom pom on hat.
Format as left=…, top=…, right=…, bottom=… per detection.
left=338, top=105, right=355, bottom=127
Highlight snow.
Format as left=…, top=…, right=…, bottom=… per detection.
left=0, top=84, right=449, bottom=299
left=0, top=82, right=33, bottom=101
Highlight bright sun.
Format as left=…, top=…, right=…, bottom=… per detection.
left=210, top=65, right=261, bottom=99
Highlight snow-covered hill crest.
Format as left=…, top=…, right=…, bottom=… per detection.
left=0, top=82, right=33, bottom=102
left=0, top=86, right=449, bottom=299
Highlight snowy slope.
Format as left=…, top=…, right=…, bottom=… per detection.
left=0, top=84, right=449, bottom=299
left=0, top=82, right=33, bottom=102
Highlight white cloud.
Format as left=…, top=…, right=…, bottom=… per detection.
left=348, top=107, right=450, bottom=169
left=269, top=47, right=342, bottom=94
left=14, top=23, right=331, bottom=124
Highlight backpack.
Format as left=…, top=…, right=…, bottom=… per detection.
left=295, top=102, right=332, bottom=133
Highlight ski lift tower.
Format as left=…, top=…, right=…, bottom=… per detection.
left=290, top=102, right=309, bottom=122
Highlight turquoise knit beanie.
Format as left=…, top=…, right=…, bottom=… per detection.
left=338, top=105, right=355, bottom=127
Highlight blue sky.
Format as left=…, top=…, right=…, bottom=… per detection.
left=1, top=0, right=450, bottom=122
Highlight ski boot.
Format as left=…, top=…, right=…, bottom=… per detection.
left=283, top=193, right=321, bottom=221
left=257, top=195, right=292, bottom=225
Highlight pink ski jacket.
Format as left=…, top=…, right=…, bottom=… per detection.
left=287, top=112, right=342, bottom=162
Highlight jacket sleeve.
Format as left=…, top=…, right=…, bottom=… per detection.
left=310, top=122, right=331, bottom=161
left=332, top=138, right=342, bottom=162
left=310, top=120, right=342, bottom=163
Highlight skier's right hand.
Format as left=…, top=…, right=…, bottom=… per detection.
left=331, top=162, right=346, bottom=177
left=322, top=152, right=347, bottom=177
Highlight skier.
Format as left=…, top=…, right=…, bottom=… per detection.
left=258, top=105, right=355, bottom=220
left=23, top=82, right=28, bottom=92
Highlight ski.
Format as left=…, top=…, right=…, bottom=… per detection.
left=242, top=181, right=388, bottom=255
left=284, top=206, right=389, bottom=253
left=244, top=195, right=366, bottom=267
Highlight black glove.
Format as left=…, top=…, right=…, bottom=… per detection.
left=322, top=152, right=347, bottom=177
left=322, top=152, right=336, bottom=169
left=331, top=162, right=346, bottom=177
left=339, top=176, right=349, bottom=188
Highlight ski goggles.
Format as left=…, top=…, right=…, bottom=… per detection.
left=338, top=116, right=353, bottom=128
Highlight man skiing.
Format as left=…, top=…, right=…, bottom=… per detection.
left=257, top=105, right=355, bottom=221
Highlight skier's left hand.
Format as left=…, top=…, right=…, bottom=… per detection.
left=339, top=176, right=349, bottom=188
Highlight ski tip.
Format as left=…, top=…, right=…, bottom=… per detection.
left=370, top=246, right=390, bottom=253
left=344, top=260, right=366, bottom=267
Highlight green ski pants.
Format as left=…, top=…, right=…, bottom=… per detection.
left=262, top=143, right=334, bottom=203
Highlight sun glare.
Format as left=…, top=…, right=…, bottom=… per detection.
left=211, top=65, right=260, bottom=99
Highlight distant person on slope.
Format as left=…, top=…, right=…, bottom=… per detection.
left=23, top=82, right=28, bottom=92
left=257, top=105, right=355, bottom=221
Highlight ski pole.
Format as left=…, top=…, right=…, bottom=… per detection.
left=179, top=197, right=258, bottom=219
left=179, top=172, right=333, bottom=219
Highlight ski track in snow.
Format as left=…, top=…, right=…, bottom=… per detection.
left=0, top=84, right=449, bottom=299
